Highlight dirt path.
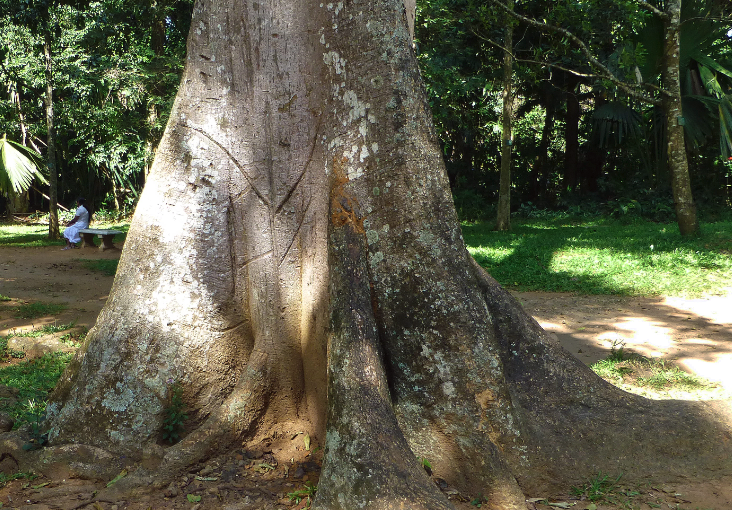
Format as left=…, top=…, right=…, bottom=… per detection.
left=1, top=245, right=731, bottom=509
left=512, top=290, right=732, bottom=393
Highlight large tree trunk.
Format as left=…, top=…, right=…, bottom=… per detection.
left=8, top=0, right=729, bottom=508
left=662, top=0, right=699, bottom=236
left=496, top=0, right=513, bottom=232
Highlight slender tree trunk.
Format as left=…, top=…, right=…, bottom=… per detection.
left=496, top=0, right=513, bottom=231
left=44, top=30, right=59, bottom=239
left=8, top=1, right=728, bottom=509
left=662, top=0, right=699, bottom=235
left=564, top=81, right=580, bottom=191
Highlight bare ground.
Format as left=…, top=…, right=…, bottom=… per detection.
left=0, top=245, right=731, bottom=509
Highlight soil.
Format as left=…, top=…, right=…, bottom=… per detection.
left=1, top=245, right=731, bottom=509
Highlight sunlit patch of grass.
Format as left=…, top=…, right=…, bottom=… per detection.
left=0, top=224, right=57, bottom=247
left=591, top=343, right=724, bottom=400
left=463, top=218, right=732, bottom=297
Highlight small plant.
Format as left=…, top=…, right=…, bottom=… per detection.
left=420, top=457, right=432, bottom=476
left=571, top=472, right=622, bottom=502
left=162, top=380, right=188, bottom=444
left=0, top=470, right=37, bottom=488
left=20, top=399, right=48, bottom=450
left=288, top=481, right=317, bottom=508
left=14, top=302, right=66, bottom=320
left=0, top=294, right=11, bottom=302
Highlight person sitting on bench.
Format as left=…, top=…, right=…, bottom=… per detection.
left=62, top=197, right=91, bottom=250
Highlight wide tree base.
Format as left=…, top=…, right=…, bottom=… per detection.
left=1, top=396, right=732, bottom=510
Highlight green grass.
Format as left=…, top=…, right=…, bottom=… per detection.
left=0, top=294, right=10, bottom=301
left=590, top=342, right=722, bottom=399
left=0, top=352, right=74, bottom=428
left=463, top=217, right=732, bottom=297
left=14, top=302, right=67, bottom=319
left=79, top=258, right=119, bottom=276
left=6, top=322, right=76, bottom=338
left=571, top=472, right=623, bottom=502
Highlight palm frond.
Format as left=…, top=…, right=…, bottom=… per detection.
left=0, top=134, right=48, bottom=195
left=681, top=95, right=715, bottom=148
left=719, top=95, right=732, bottom=159
left=591, top=102, right=643, bottom=148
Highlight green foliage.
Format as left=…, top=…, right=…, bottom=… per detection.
left=14, top=301, right=66, bottom=319
left=0, top=0, right=191, bottom=212
left=0, top=294, right=10, bottom=302
left=464, top=217, right=732, bottom=297
left=288, top=481, right=317, bottom=508
left=162, top=380, right=188, bottom=444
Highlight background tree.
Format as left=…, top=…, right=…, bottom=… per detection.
left=0, top=0, right=192, bottom=217
left=496, top=0, right=514, bottom=231
left=4, top=1, right=729, bottom=509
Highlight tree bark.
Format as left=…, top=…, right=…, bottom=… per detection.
left=11, top=0, right=729, bottom=508
left=496, top=0, right=513, bottom=231
left=662, top=0, right=699, bottom=236
left=44, top=30, right=59, bottom=239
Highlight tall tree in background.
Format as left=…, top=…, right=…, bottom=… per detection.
left=44, top=22, right=59, bottom=238
left=489, top=0, right=706, bottom=234
left=0, top=0, right=724, bottom=508
left=496, top=0, right=514, bottom=230
left=660, top=0, right=698, bottom=234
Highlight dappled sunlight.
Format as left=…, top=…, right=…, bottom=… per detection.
left=521, top=289, right=732, bottom=398
left=680, top=354, right=732, bottom=391
left=603, top=316, right=677, bottom=357
left=663, top=290, right=732, bottom=326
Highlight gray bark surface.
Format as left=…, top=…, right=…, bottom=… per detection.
left=662, top=0, right=699, bottom=236
left=10, top=0, right=728, bottom=508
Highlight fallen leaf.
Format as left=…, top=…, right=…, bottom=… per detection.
left=187, top=494, right=202, bottom=503
left=195, top=476, right=218, bottom=481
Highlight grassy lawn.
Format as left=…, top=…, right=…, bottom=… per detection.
left=463, top=218, right=732, bottom=297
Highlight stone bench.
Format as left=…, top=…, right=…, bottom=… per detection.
left=79, top=228, right=124, bottom=251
